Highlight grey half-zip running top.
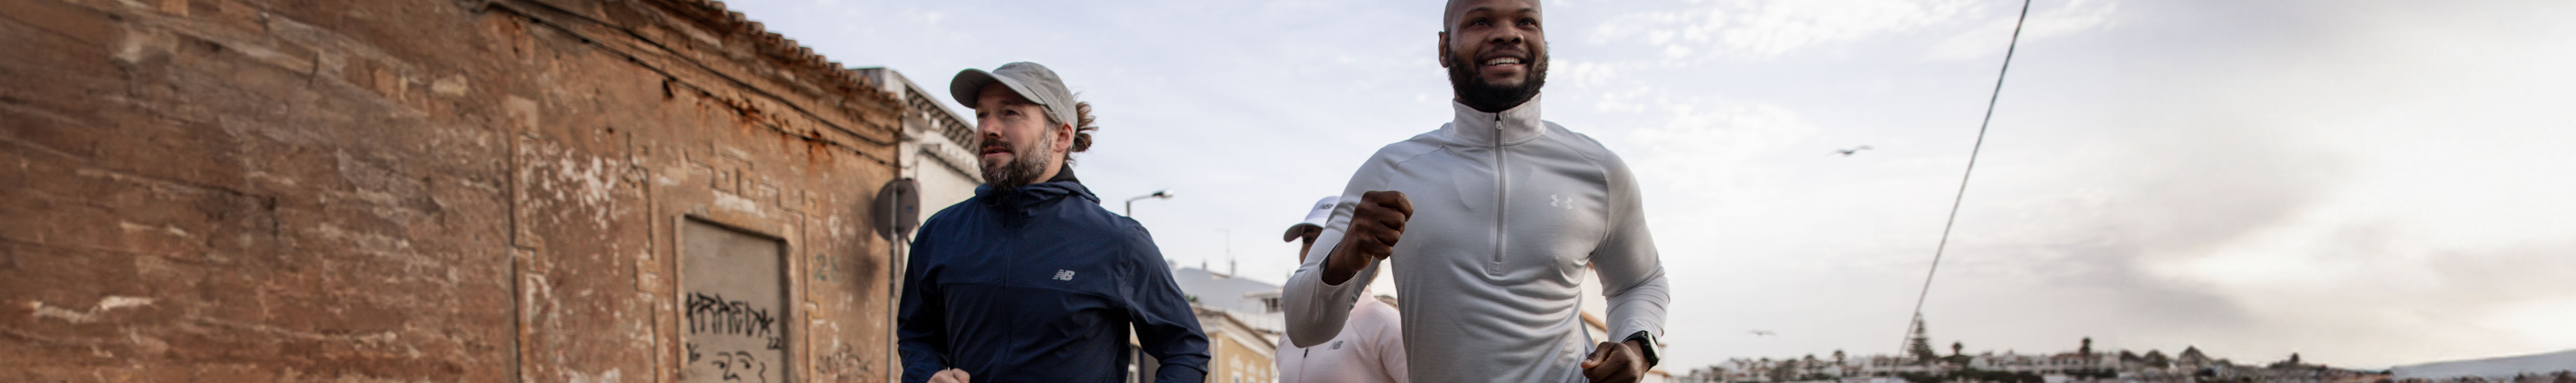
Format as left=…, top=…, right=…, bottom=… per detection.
left=1284, top=96, right=1671, bottom=383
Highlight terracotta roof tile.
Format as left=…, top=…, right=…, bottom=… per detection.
left=649, top=0, right=895, bottom=109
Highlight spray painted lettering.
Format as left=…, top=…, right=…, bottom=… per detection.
left=685, top=292, right=780, bottom=347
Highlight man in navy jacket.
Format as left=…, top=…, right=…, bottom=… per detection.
left=899, top=61, right=1211, bottom=383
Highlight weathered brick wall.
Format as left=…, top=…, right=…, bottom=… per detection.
left=1, top=0, right=904, bottom=381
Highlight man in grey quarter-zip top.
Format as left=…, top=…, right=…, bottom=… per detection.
left=1280, top=1, right=1670, bottom=382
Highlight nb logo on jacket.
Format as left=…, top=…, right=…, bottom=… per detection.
left=1052, top=270, right=1077, bottom=281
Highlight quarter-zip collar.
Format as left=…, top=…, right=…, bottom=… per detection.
left=1448, top=95, right=1546, bottom=147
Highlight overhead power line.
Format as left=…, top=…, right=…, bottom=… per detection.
left=1897, top=0, right=2035, bottom=360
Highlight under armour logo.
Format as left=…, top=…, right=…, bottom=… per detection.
left=1052, top=270, right=1077, bottom=281
left=1549, top=194, right=1575, bottom=210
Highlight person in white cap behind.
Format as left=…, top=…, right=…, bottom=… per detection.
left=1275, top=197, right=1408, bottom=383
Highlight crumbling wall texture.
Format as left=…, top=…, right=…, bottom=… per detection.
left=1, top=0, right=904, bottom=381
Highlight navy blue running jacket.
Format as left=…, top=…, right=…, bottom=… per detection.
left=898, top=171, right=1210, bottom=383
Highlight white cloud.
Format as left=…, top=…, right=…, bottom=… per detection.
left=1584, top=0, right=2120, bottom=64
left=1592, top=0, right=1981, bottom=61
left=1622, top=97, right=1818, bottom=188
left=1554, top=59, right=1625, bottom=89
left=1923, top=0, right=2120, bottom=61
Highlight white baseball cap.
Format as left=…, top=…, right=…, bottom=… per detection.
left=1280, top=196, right=1339, bottom=242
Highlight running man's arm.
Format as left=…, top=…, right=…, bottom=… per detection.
left=1591, top=151, right=1670, bottom=347
left=1122, top=228, right=1212, bottom=383
left=1283, top=161, right=1403, bottom=348
left=896, top=234, right=949, bottom=383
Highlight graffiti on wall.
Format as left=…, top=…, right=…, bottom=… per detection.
left=813, top=344, right=877, bottom=382
left=679, top=220, right=788, bottom=383
left=685, top=292, right=782, bottom=349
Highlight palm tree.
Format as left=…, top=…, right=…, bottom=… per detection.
left=1952, top=341, right=1964, bottom=356
left=2080, top=337, right=2094, bottom=356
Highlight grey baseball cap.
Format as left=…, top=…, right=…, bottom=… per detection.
left=949, top=62, right=1078, bottom=126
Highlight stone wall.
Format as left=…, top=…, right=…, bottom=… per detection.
left=0, top=0, right=905, bottom=381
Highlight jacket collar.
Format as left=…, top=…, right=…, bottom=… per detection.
left=974, top=164, right=1098, bottom=214
left=1447, top=94, right=1545, bottom=147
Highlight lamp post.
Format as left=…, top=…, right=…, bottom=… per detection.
left=1124, top=189, right=1175, bottom=216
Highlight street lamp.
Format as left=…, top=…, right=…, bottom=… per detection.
left=1124, top=189, right=1175, bottom=216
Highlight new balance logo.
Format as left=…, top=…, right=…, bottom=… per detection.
left=1052, top=270, right=1077, bottom=281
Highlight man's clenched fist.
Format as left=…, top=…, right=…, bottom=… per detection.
left=927, top=368, right=971, bottom=383
left=1580, top=340, right=1647, bottom=383
left=1321, top=190, right=1412, bottom=285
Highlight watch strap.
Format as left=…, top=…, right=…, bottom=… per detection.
left=1622, top=330, right=1661, bottom=367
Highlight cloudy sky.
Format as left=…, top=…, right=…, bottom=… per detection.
left=721, top=0, right=2576, bottom=370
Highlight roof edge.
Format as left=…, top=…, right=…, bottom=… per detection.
left=646, top=0, right=898, bottom=113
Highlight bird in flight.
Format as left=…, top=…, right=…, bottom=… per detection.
left=1833, top=145, right=1874, bottom=156
left=1749, top=330, right=1777, bottom=337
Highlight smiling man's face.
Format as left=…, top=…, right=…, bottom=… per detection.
left=1441, top=0, right=1548, bottom=112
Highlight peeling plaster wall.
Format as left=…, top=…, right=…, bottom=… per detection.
left=1, top=0, right=904, bottom=381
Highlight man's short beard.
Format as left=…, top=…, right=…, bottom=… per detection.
left=980, top=134, right=1055, bottom=190
left=1446, top=53, right=1548, bottom=113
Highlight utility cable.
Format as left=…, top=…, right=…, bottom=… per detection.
left=1897, top=0, right=2034, bottom=361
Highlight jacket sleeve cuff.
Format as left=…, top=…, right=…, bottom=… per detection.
left=1156, top=365, right=1209, bottom=383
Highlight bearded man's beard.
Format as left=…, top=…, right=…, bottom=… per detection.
left=979, top=133, right=1055, bottom=190
left=1445, top=53, right=1548, bottom=113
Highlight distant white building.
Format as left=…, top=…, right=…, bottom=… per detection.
left=1965, top=351, right=2115, bottom=374
left=2393, top=348, right=2576, bottom=381
left=1171, top=267, right=1288, bottom=335
left=852, top=66, right=983, bottom=223
left=1687, top=346, right=2419, bottom=383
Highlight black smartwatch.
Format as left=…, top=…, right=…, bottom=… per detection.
left=1622, top=330, right=1661, bottom=367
